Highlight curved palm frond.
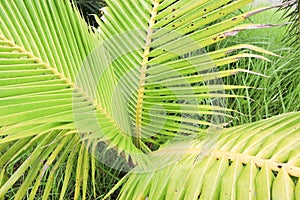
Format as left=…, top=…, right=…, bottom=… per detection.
left=94, top=0, right=290, bottom=150
left=0, top=0, right=294, bottom=199
left=113, top=111, right=300, bottom=200
left=0, top=0, right=141, bottom=199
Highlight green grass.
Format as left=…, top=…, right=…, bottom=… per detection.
left=1, top=145, right=122, bottom=200
left=220, top=5, right=300, bottom=126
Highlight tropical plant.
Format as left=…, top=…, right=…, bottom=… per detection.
left=0, top=0, right=298, bottom=199
left=112, top=111, right=300, bottom=199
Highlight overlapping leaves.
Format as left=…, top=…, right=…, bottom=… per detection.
left=95, top=0, right=283, bottom=150
left=0, top=0, right=295, bottom=199
left=114, top=112, right=300, bottom=200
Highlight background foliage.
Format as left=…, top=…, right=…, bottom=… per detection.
left=75, top=0, right=106, bottom=27
left=221, top=3, right=300, bottom=126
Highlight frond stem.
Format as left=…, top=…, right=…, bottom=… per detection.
left=135, top=0, right=160, bottom=149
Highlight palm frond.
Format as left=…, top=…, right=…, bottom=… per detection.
left=0, top=0, right=141, bottom=198
left=94, top=0, right=287, bottom=150
left=113, top=111, right=300, bottom=200
left=0, top=0, right=293, bottom=199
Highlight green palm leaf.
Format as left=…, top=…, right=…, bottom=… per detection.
left=0, top=0, right=140, bottom=199
left=113, top=112, right=300, bottom=200
left=94, top=0, right=284, bottom=150
left=0, top=0, right=293, bottom=199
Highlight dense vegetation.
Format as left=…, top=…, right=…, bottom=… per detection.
left=0, top=0, right=299, bottom=199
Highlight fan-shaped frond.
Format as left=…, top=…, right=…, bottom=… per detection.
left=0, top=0, right=142, bottom=198
left=113, top=111, right=300, bottom=200
left=94, top=0, right=288, bottom=150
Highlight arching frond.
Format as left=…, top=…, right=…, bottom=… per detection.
left=0, top=0, right=142, bottom=199
left=95, top=0, right=289, bottom=150
left=114, top=111, right=300, bottom=200
left=0, top=0, right=293, bottom=199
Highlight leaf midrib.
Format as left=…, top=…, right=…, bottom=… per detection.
left=1, top=35, right=132, bottom=146
left=212, top=150, right=300, bottom=177
left=134, top=0, right=160, bottom=149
